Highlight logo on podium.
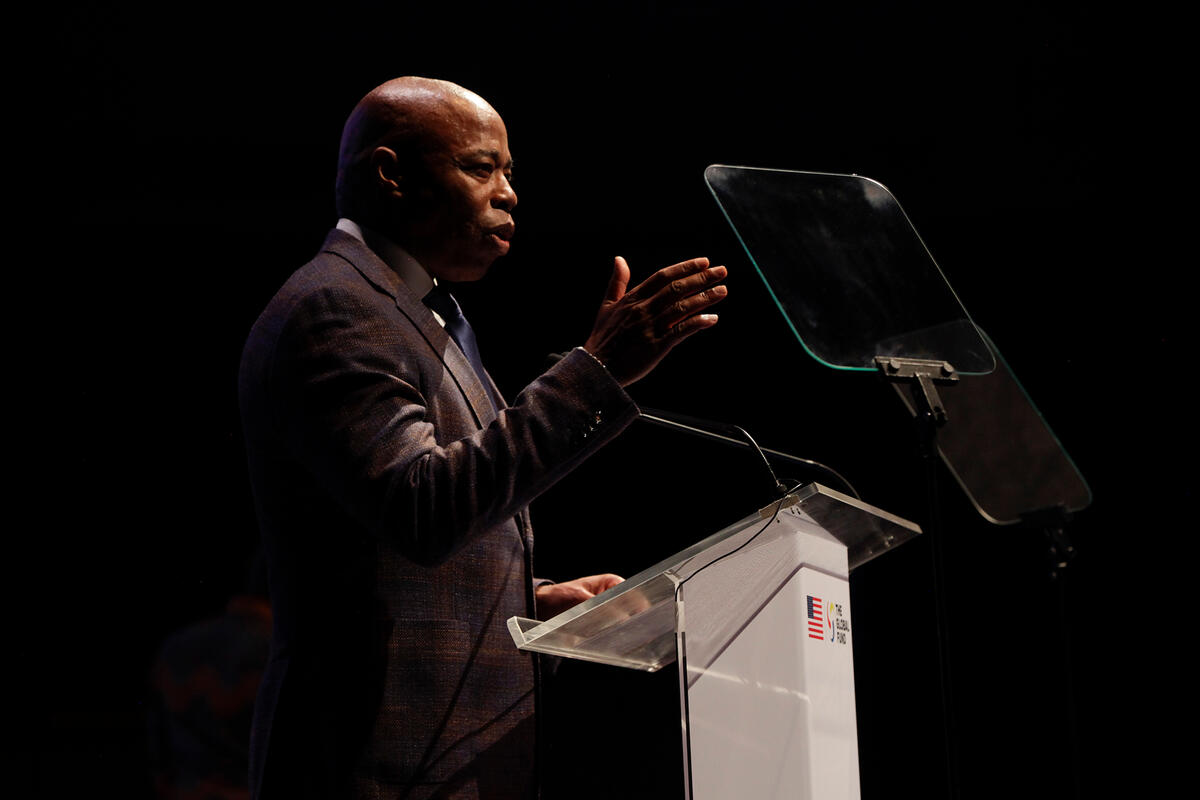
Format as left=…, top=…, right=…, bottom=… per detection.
left=807, top=594, right=849, bottom=644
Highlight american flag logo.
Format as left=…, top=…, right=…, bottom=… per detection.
left=807, top=595, right=828, bottom=640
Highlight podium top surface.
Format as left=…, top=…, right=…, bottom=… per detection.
left=508, top=484, right=920, bottom=671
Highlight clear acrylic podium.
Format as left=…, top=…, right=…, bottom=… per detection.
left=509, top=483, right=920, bottom=800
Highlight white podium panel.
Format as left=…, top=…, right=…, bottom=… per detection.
left=680, top=505, right=860, bottom=800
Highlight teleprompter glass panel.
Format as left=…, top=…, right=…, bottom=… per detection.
left=705, top=165, right=995, bottom=374
left=892, top=328, right=1091, bottom=524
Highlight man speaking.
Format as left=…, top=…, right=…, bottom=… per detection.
left=239, top=76, right=727, bottom=799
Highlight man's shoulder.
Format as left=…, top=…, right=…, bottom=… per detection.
left=240, top=231, right=398, bottom=363
left=259, top=230, right=401, bottom=317
left=289, top=229, right=375, bottom=290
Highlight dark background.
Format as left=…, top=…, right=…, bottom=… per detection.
left=23, top=2, right=1175, bottom=798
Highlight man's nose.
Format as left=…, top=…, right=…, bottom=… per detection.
left=492, top=177, right=517, bottom=212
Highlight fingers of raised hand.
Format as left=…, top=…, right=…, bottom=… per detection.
left=629, top=257, right=712, bottom=297
left=659, top=307, right=721, bottom=342
left=662, top=263, right=725, bottom=298
left=652, top=267, right=727, bottom=332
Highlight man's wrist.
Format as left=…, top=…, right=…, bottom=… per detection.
left=576, top=345, right=609, bottom=373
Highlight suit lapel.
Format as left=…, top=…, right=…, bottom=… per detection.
left=320, top=229, right=500, bottom=428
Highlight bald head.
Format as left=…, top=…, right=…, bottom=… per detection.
left=335, top=77, right=499, bottom=222
left=334, top=77, right=517, bottom=281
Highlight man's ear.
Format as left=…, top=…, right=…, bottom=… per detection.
left=370, top=146, right=404, bottom=198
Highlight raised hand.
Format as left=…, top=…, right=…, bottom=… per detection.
left=583, top=256, right=728, bottom=387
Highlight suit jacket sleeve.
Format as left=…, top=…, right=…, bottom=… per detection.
left=256, top=261, right=638, bottom=567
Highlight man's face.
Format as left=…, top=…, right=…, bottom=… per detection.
left=399, top=97, right=517, bottom=282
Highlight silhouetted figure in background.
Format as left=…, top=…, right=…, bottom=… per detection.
left=148, top=558, right=271, bottom=800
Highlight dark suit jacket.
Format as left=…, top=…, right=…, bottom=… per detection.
left=239, top=230, right=637, bottom=799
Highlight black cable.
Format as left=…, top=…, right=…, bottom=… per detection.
left=675, top=480, right=804, bottom=596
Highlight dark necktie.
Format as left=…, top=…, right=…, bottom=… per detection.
left=423, top=284, right=501, bottom=412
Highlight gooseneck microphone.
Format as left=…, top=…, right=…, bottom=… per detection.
left=543, top=350, right=857, bottom=499
left=636, top=406, right=860, bottom=500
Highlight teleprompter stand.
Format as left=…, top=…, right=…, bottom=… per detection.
left=509, top=484, right=920, bottom=800
left=704, top=166, right=1093, bottom=799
